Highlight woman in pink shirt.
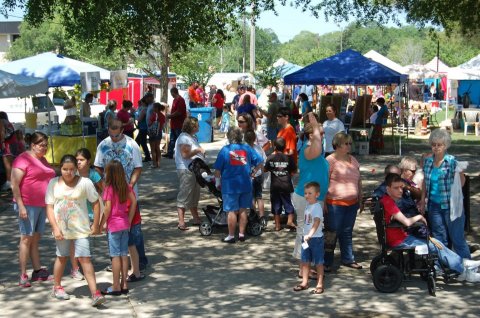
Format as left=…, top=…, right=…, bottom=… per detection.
left=11, top=132, right=56, bottom=287
left=324, top=132, right=363, bottom=271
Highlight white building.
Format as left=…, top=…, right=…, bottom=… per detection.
left=0, top=21, right=20, bottom=63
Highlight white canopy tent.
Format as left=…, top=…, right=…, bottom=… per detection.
left=363, top=50, right=407, bottom=75
left=0, top=70, right=48, bottom=99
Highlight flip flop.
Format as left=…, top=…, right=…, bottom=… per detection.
left=121, top=289, right=129, bottom=294
left=342, top=262, right=363, bottom=269
left=127, top=273, right=146, bottom=282
left=311, top=286, right=325, bottom=294
left=101, top=287, right=122, bottom=296
left=293, top=284, right=309, bottom=292
left=177, top=225, right=189, bottom=231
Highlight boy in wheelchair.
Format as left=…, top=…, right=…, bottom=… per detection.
left=380, top=173, right=480, bottom=283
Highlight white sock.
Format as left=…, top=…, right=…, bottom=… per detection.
left=239, top=233, right=245, bottom=238
left=225, top=235, right=234, bottom=240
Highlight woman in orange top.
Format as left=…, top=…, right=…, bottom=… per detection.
left=324, top=132, right=363, bottom=271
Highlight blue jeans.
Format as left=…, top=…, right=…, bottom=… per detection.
left=428, top=201, right=471, bottom=259
left=166, top=128, right=182, bottom=157
left=395, top=235, right=464, bottom=274
left=324, top=203, right=359, bottom=266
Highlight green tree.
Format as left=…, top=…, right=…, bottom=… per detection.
left=279, top=31, right=335, bottom=66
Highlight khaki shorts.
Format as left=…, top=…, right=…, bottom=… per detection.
left=176, top=169, right=200, bottom=209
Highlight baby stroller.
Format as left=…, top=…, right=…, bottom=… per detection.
left=369, top=198, right=457, bottom=296
left=188, top=158, right=263, bottom=237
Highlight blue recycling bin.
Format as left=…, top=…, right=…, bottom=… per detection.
left=189, top=107, right=215, bottom=143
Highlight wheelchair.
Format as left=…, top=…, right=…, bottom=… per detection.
left=369, top=199, right=457, bottom=296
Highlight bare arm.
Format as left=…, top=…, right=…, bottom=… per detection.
left=127, top=191, right=137, bottom=225
left=11, top=168, right=27, bottom=219
left=304, top=217, right=321, bottom=241
left=129, top=167, right=142, bottom=188
left=46, top=203, right=63, bottom=240
left=304, top=112, right=323, bottom=160
left=180, top=144, right=205, bottom=159
left=99, top=200, right=111, bottom=232
left=392, top=210, right=427, bottom=227
left=90, top=200, right=100, bottom=235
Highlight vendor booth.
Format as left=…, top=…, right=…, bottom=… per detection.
left=284, top=49, right=408, bottom=155
left=0, top=53, right=112, bottom=163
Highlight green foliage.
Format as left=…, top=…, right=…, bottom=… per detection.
left=254, top=66, right=282, bottom=89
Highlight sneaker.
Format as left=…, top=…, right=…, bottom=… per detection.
left=32, top=268, right=53, bottom=281
left=463, top=259, right=480, bottom=269
left=51, top=286, right=70, bottom=300
left=19, top=273, right=31, bottom=288
left=91, top=290, right=106, bottom=307
left=70, top=268, right=85, bottom=281
left=466, top=269, right=480, bottom=283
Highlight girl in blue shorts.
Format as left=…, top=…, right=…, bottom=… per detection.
left=100, top=160, right=137, bottom=296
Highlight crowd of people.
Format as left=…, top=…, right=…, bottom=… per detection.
left=0, top=81, right=478, bottom=305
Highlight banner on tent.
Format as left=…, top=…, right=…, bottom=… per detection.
left=80, top=72, right=101, bottom=92
left=110, top=70, right=128, bottom=89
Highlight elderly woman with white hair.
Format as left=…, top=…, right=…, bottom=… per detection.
left=214, top=127, right=263, bottom=243
left=420, top=129, right=470, bottom=259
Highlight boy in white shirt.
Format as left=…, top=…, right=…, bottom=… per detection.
left=293, top=182, right=325, bottom=294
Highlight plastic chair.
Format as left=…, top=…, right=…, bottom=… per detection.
left=463, top=111, right=479, bottom=136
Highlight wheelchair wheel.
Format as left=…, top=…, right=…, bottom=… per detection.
left=370, top=255, right=398, bottom=275
left=199, top=222, right=213, bottom=236
left=259, top=216, right=268, bottom=230
left=247, top=222, right=263, bottom=236
left=427, top=274, right=436, bottom=297
left=373, top=265, right=403, bottom=293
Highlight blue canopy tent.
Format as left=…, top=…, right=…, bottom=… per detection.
left=0, top=52, right=110, bottom=87
left=284, top=49, right=408, bottom=85
left=284, top=49, right=408, bottom=155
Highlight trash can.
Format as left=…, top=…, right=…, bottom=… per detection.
left=189, top=107, right=215, bottom=143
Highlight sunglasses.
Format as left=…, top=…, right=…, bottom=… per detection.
left=237, top=120, right=246, bottom=124
left=344, top=142, right=352, bottom=146
left=276, top=115, right=285, bottom=118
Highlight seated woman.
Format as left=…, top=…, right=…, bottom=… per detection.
left=381, top=173, right=480, bottom=283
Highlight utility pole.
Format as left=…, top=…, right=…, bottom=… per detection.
left=249, top=6, right=256, bottom=73
left=242, top=15, right=247, bottom=73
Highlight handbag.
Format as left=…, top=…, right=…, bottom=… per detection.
left=148, top=113, right=159, bottom=137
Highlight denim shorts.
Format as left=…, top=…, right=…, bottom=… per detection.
left=109, top=230, right=129, bottom=257
left=56, top=237, right=91, bottom=257
left=271, top=192, right=294, bottom=215
left=301, top=236, right=325, bottom=266
left=252, top=175, right=263, bottom=199
left=15, top=204, right=46, bottom=236
left=222, top=192, right=252, bottom=212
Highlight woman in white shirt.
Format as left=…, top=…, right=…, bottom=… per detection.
left=322, top=105, right=345, bottom=157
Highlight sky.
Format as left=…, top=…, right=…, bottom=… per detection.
left=1, top=4, right=343, bottom=43
left=256, top=5, right=347, bottom=43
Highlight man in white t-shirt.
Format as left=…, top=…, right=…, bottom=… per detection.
left=94, top=118, right=147, bottom=271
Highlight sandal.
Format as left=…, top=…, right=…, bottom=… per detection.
left=191, top=220, right=202, bottom=226
left=126, top=273, right=145, bottom=282
left=293, top=284, right=309, bottom=292
left=177, top=225, right=189, bottom=231
left=101, top=287, right=122, bottom=296
left=342, top=262, right=363, bottom=269
left=311, top=286, right=325, bottom=294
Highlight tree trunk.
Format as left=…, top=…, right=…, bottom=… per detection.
left=159, top=34, right=170, bottom=104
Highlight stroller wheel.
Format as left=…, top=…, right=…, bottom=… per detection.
left=373, top=264, right=403, bottom=293
left=199, top=222, right=213, bottom=236
left=247, top=222, right=263, bottom=237
left=427, top=273, right=436, bottom=297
